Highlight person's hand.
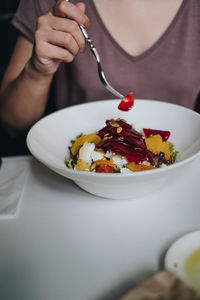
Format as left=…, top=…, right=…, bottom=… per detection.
left=30, top=0, right=90, bottom=75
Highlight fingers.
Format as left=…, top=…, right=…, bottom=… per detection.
left=50, top=16, right=86, bottom=52
left=35, top=40, right=74, bottom=63
left=48, top=29, right=80, bottom=57
left=35, top=22, right=76, bottom=64
left=32, top=0, right=90, bottom=74
left=76, top=2, right=87, bottom=13
left=36, top=14, right=86, bottom=58
left=51, top=0, right=90, bottom=27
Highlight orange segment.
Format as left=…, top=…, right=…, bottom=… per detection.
left=71, top=134, right=101, bottom=156
left=145, top=134, right=171, bottom=160
left=90, top=159, right=116, bottom=172
left=93, top=160, right=115, bottom=168
left=145, top=134, right=163, bottom=155
left=160, top=142, right=171, bottom=160
left=126, top=162, right=155, bottom=172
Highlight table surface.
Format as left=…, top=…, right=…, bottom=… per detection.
left=0, top=155, right=199, bottom=300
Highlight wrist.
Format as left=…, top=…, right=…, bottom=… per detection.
left=24, top=57, right=54, bottom=82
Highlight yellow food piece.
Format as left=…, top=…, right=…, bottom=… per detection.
left=94, top=148, right=105, bottom=154
left=184, top=248, right=200, bottom=293
left=145, top=134, right=163, bottom=154
left=145, top=134, right=171, bottom=160
left=90, top=159, right=115, bottom=172
left=126, top=162, right=155, bottom=172
left=71, top=134, right=101, bottom=156
left=160, top=142, right=171, bottom=160
left=75, top=159, right=90, bottom=171
left=93, top=160, right=115, bottom=168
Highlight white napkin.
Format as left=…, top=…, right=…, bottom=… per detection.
left=0, top=156, right=31, bottom=216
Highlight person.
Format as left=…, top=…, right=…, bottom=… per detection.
left=0, top=0, right=199, bottom=141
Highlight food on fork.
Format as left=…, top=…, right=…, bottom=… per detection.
left=118, top=92, right=135, bottom=111
left=65, top=119, right=179, bottom=173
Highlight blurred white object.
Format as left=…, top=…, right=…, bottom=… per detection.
left=26, top=99, right=200, bottom=199
left=111, top=155, right=128, bottom=168
left=78, top=142, right=95, bottom=164
left=0, top=156, right=30, bottom=215
left=91, top=150, right=104, bottom=162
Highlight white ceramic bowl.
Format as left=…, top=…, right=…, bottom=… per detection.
left=165, top=230, right=200, bottom=294
left=27, top=99, right=200, bottom=199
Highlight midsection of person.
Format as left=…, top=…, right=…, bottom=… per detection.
left=93, top=0, right=184, bottom=56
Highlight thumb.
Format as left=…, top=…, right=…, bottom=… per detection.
left=76, top=2, right=86, bottom=13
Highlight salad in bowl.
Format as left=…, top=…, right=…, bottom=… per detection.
left=65, top=118, right=178, bottom=174
left=26, top=99, right=200, bottom=199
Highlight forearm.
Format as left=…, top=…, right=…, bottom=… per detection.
left=0, top=0, right=90, bottom=135
left=0, top=60, right=54, bottom=134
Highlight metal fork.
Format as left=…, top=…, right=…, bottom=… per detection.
left=66, top=0, right=124, bottom=99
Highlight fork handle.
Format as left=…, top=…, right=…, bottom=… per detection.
left=65, top=0, right=124, bottom=99
left=65, top=0, right=99, bottom=61
left=79, top=26, right=124, bottom=99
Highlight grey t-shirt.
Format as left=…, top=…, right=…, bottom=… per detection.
left=12, top=0, right=200, bottom=111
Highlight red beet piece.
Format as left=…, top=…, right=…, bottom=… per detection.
left=143, top=128, right=170, bottom=141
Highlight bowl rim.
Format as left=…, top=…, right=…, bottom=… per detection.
left=27, top=99, right=200, bottom=179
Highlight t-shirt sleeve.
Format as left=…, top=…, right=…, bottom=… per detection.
left=11, top=0, right=55, bottom=43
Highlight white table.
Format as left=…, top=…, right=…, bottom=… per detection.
left=0, top=155, right=199, bottom=300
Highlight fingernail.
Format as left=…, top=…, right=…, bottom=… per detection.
left=84, top=18, right=90, bottom=27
